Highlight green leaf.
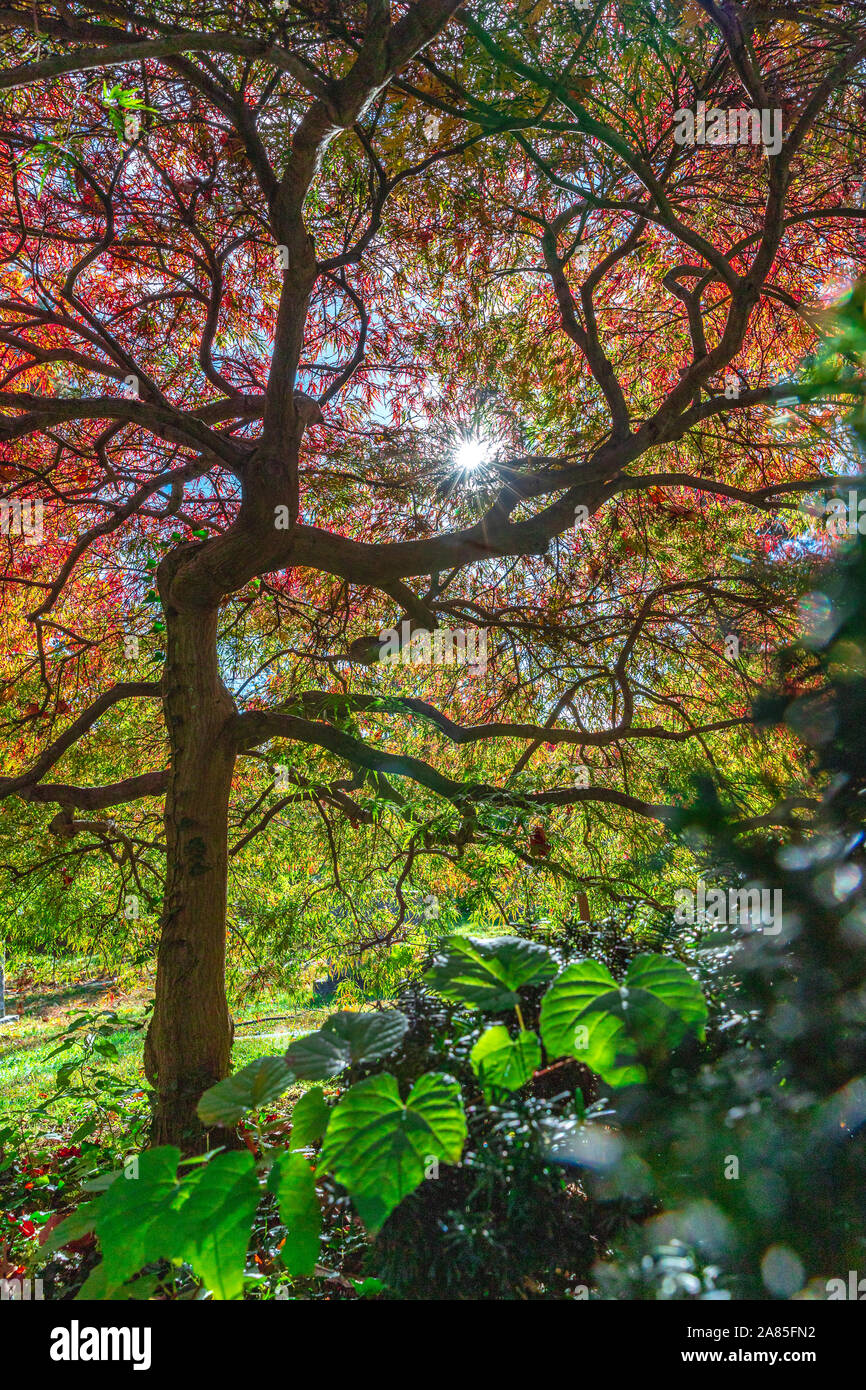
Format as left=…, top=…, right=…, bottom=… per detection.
left=113, top=1273, right=163, bottom=1300
left=539, top=953, right=707, bottom=1086
left=77, top=1265, right=163, bottom=1302
left=16, top=138, right=74, bottom=194
left=75, top=1260, right=120, bottom=1300
left=41, top=1202, right=98, bottom=1255
left=268, top=1153, right=321, bottom=1276
left=69, top=1117, right=99, bottom=1144
left=470, top=1026, right=541, bottom=1097
left=92, top=1146, right=184, bottom=1291
left=197, top=1055, right=295, bottom=1126
left=626, top=954, right=708, bottom=1040
left=81, top=1168, right=123, bottom=1193
left=318, top=1071, right=466, bottom=1232
left=289, top=1086, right=330, bottom=1149
left=350, top=1276, right=384, bottom=1297
left=539, top=958, right=619, bottom=1059
left=284, top=1009, right=408, bottom=1080
left=174, top=1151, right=261, bottom=1300
left=424, top=935, right=556, bottom=1010
left=84, top=1148, right=262, bottom=1301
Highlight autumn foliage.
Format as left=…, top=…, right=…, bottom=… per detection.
left=0, top=0, right=865, bottom=1142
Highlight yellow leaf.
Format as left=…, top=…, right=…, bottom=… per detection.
left=677, top=0, right=710, bottom=34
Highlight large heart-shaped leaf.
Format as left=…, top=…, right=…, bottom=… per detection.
left=268, top=1153, right=321, bottom=1276
left=540, top=953, right=707, bottom=1086
left=424, top=935, right=556, bottom=1010
left=625, top=954, right=708, bottom=1039
left=197, top=1055, right=295, bottom=1126
left=173, top=1151, right=261, bottom=1300
left=318, top=1071, right=466, bottom=1231
left=91, top=1146, right=185, bottom=1292
left=539, top=959, right=622, bottom=1068
left=80, top=1147, right=263, bottom=1301
left=284, top=1009, right=408, bottom=1080
left=470, top=1026, right=541, bottom=1098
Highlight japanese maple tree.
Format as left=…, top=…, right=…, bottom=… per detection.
left=1, top=0, right=864, bottom=1144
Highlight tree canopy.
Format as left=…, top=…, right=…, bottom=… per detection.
left=1, top=0, right=865, bottom=1143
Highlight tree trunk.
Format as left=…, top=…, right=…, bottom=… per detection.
left=145, top=594, right=237, bottom=1149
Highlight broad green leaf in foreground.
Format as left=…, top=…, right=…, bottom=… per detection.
left=268, top=1152, right=322, bottom=1276
left=89, top=1146, right=184, bottom=1292
left=424, top=935, right=556, bottom=1010
left=82, top=1147, right=262, bottom=1300
left=284, top=1009, right=408, bottom=1079
left=470, top=1025, right=541, bottom=1097
left=318, top=1071, right=466, bottom=1231
left=173, top=1151, right=261, bottom=1300
left=80, top=1145, right=187, bottom=1295
left=198, top=1055, right=295, bottom=1126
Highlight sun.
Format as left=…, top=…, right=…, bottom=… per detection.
left=453, top=434, right=492, bottom=472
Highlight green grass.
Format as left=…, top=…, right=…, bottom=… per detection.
left=0, top=961, right=356, bottom=1145
left=0, top=952, right=414, bottom=1299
